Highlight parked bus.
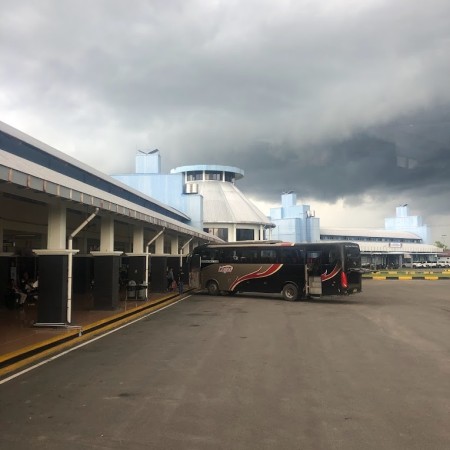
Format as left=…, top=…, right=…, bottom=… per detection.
left=188, top=241, right=362, bottom=301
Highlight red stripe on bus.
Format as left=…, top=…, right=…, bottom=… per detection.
left=230, top=264, right=283, bottom=291
left=321, top=264, right=341, bottom=282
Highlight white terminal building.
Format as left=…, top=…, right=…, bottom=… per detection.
left=113, top=151, right=274, bottom=242
left=269, top=193, right=442, bottom=269
left=114, top=151, right=442, bottom=269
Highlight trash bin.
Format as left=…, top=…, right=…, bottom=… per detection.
left=126, top=280, right=137, bottom=300
left=137, top=283, right=147, bottom=300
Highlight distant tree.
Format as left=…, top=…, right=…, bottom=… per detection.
left=434, top=241, right=448, bottom=250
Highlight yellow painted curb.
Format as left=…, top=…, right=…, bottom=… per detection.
left=372, top=276, right=386, bottom=280
left=424, top=276, right=439, bottom=280
left=0, top=329, right=80, bottom=366
left=398, top=276, right=412, bottom=280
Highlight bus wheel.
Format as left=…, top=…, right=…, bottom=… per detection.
left=207, top=281, right=220, bottom=296
left=282, top=283, right=298, bottom=301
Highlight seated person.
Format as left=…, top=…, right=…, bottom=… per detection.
left=19, top=272, right=39, bottom=303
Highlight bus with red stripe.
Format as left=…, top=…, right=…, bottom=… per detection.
left=188, top=241, right=362, bottom=301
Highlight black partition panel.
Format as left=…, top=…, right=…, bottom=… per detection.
left=149, top=256, right=183, bottom=292
left=127, top=256, right=146, bottom=284
left=37, top=254, right=68, bottom=323
left=0, top=257, right=12, bottom=305
left=93, top=255, right=120, bottom=310
left=149, top=256, right=167, bottom=292
left=73, top=256, right=94, bottom=294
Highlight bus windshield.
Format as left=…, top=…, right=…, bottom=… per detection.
left=344, top=244, right=361, bottom=270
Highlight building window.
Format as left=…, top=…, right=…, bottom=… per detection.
left=205, top=171, right=221, bottom=181
left=236, top=229, right=254, bottom=241
left=224, top=172, right=235, bottom=182
left=204, top=227, right=229, bottom=241
left=187, top=171, right=203, bottom=181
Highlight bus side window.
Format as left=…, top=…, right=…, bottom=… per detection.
left=201, top=249, right=218, bottom=261
left=239, top=249, right=248, bottom=263
left=240, top=248, right=257, bottom=263
left=328, top=249, right=338, bottom=265
left=307, top=251, right=321, bottom=274
left=221, top=249, right=233, bottom=263
left=279, top=249, right=302, bottom=264
left=261, top=249, right=276, bottom=263
left=227, top=250, right=235, bottom=263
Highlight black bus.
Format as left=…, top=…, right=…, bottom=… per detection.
left=188, top=241, right=362, bottom=301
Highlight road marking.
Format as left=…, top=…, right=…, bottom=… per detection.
left=0, top=295, right=191, bottom=385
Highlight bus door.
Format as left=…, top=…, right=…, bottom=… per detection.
left=306, top=251, right=322, bottom=296
left=320, top=246, right=341, bottom=296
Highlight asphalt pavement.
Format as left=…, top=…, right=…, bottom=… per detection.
left=0, top=280, right=449, bottom=449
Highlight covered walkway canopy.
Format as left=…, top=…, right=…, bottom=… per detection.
left=0, top=121, right=220, bottom=324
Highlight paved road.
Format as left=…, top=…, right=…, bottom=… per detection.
left=1, top=281, right=449, bottom=449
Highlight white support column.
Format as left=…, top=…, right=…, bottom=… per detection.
left=230, top=224, right=236, bottom=242
left=100, top=215, right=115, bottom=252
left=47, top=203, right=67, bottom=250
left=133, top=224, right=144, bottom=254
left=171, top=235, right=179, bottom=255
left=155, top=234, right=164, bottom=254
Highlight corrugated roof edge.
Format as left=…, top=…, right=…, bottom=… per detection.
left=0, top=120, right=189, bottom=221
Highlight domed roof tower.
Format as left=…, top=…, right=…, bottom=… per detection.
left=170, top=164, right=274, bottom=241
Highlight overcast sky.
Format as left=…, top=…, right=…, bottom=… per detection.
left=1, top=0, right=450, bottom=243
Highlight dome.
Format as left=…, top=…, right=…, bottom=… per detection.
left=198, top=181, right=273, bottom=226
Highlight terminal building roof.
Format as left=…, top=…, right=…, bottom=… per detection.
left=171, top=164, right=245, bottom=180
left=320, top=227, right=422, bottom=241
left=0, top=121, right=220, bottom=241
left=320, top=227, right=441, bottom=254
left=197, top=181, right=274, bottom=227
left=356, top=241, right=442, bottom=254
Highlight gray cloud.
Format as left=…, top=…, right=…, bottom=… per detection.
left=1, top=0, right=450, bottom=237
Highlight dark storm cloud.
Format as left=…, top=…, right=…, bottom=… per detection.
left=1, top=0, right=450, bottom=227
left=240, top=132, right=450, bottom=196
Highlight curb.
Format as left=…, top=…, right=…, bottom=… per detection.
left=363, top=275, right=450, bottom=280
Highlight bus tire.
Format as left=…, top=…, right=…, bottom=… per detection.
left=282, top=283, right=298, bottom=301
left=207, top=281, right=220, bottom=296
